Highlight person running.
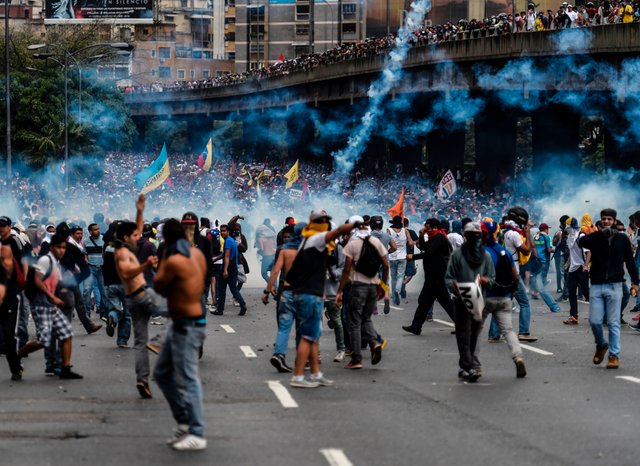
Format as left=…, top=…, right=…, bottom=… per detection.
left=0, top=245, right=23, bottom=380
left=337, top=216, right=388, bottom=369
left=153, top=219, right=208, bottom=451
left=213, top=223, right=247, bottom=316
left=287, top=210, right=356, bottom=388
left=387, top=215, right=413, bottom=306
left=370, top=216, right=396, bottom=314
left=563, top=216, right=591, bottom=325
left=263, top=224, right=297, bottom=373
left=578, top=208, right=639, bottom=369
left=18, top=233, right=83, bottom=379
left=114, top=194, right=164, bottom=399
left=446, top=222, right=495, bottom=383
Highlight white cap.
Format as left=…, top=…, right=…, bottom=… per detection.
left=349, top=215, right=365, bottom=225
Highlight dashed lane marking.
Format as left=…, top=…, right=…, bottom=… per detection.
left=220, top=324, right=235, bottom=333
left=239, top=346, right=257, bottom=358
left=320, top=449, right=354, bottom=466
left=616, top=376, right=640, bottom=385
left=266, top=381, right=298, bottom=408
left=433, top=319, right=554, bottom=355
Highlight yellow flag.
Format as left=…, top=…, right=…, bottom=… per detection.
left=284, top=159, right=299, bottom=189
left=203, top=138, right=213, bottom=172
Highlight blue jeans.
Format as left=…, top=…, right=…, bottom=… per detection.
left=83, top=265, right=105, bottom=316
left=154, top=322, right=206, bottom=437
left=540, top=260, right=550, bottom=285
left=261, top=255, right=275, bottom=284
left=554, top=253, right=563, bottom=291
left=530, top=270, right=561, bottom=312
left=274, top=290, right=295, bottom=356
left=293, top=293, right=323, bottom=342
left=513, top=277, right=531, bottom=334
left=589, top=283, right=623, bottom=357
left=389, top=259, right=407, bottom=299
left=104, top=284, right=132, bottom=346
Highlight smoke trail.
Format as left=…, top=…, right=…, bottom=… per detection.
left=332, top=0, right=432, bottom=177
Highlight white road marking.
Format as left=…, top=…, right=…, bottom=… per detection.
left=266, top=381, right=298, bottom=408
left=320, top=449, right=354, bottom=466
left=519, top=344, right=554, bottom=356
left=433, top=319, right=454, bottom=327
left=432, top=319, right=553, bottom=355
left=616, top=376, right=640, bottom=384
left=220, top=324, right=235, bottom=333
left=239, top=345, right=256, bottom=358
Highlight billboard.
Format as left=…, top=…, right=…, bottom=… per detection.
left=45, top=0, right=154, bottom=23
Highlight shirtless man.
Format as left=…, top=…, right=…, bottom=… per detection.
left=153, top=219, right=207, bottom=451
left=263, top=225, right=295, bottom=372
left=114, top=194, right=163, bottom=399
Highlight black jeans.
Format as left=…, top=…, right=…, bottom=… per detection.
left=411, top=279, right=455, bottom=330
left=568, top=268, right=590, bottom=317
left=454, top=299, right=483, bottom=372
left=216, top=271, right=246, bottom=312
left=0, top=304, right=22, bottom=376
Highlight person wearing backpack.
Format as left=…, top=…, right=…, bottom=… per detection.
left=552, top=215, right=570, bottom=294
left=563, top=217, right=591, bottom=325
left=336, top=216, right=388, bottom=370
left=481, top=221, right=526, bottom=378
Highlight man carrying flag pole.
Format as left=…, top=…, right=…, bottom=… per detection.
left=134, top=144, right=171, bottom=195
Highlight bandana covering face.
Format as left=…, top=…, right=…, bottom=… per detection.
left=580, top=213, right=597, bottom=235
left=352, top=228, right=371, bottom=240
left=426, top=228, right=447, bottom=239
left=302, top=221, right=334, bottom=254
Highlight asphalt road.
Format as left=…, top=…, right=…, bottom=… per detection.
left=1, top=280, right=640, bottom=466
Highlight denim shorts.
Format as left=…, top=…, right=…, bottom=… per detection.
left=293, top=293, right=323, bottom=342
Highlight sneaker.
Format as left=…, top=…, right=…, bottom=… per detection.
left=344, top=360, right=363, bottom=369
left=136, top=381, right=153, bottom=399
left=310, top=374, right=334, bottom=386
left=212, top=310, right=224, bottom=316
left=628, top=322, right=640, bottom=332
left=518, top=333, right=538, bottom=342
left=233, top=299, right=240, bottom=307
left=325, top=311, right=335, bottom=329
left=146, top=342, right=161, bottom=354
left=333, top=351, right=346, bottom=362
left=400, top=287, right=407, bottom=299
left=458, top=369, right=468, bottom=379
left=514, top=357, right=527, bottom=378
left=487, top=336, right=502, bottom=343
left=621, top=318, right=628, bottom=325
left=557, top=288, right=563, bottom=294
left=402, top=325, right=421, bottom=335
left=11, top=366, right=24, bottom=381
left=208, top=306, right=217, bottom=314
left=270, top=354, right=293, bottom=373
left=530, top=292, right=540, bottom=300
left=166, top=424, right=189, bottom=445
left=557, top=297, right=568, bottom=303
left=171, top=434, right=207, bottom=451
left=59, top=366, right=83, bottom=380
left=117, top=343, right=128, bottom=349
left=631, top=305, right=640, bottom=313
left=463, top=368, right=481, bottom=383
left=87, top=323, right=102, bottom=335
left=238, top=307, right=247, bottom=316
left=371, top=343, right=382, bottom=365
left=106, top=315, right=116, bottom=337
left=289, top=377, right=320, bottom=388
left=383, top=301, right=390, bottom=315
left=563, top=316, right=579, bottom=325
left=606, top=355, right=620, bottom=369
left=393, top=292, right=400, bottom=306
left=593, top=344, right=609, bottom=365
left=550, top=306, right=561, bottom=313
left=44, top=365, right=58, bottom=376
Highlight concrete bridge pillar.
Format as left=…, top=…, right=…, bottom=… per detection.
left=531, top=105, right=581, bottom=169
left=474, top=104, right=517, bottom=188
left=426, top=127, right=465, bottom=176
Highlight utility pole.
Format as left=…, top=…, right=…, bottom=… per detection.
left=309, top=0, right=315, bottom=54
left=5, top=0, right=11, bottom=179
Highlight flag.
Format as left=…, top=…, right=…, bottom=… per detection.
left=387, top=187, right=405, bottom=220
left=60, top=161, right=65, bottom=175
left=134, top=143, right=171, bottom=195
left=203, top=138, right=213, bottom=171
left=284, top=159, right=299, bottom=189
left=436, top=170, right=457, bottom=200
left=278, top=52, right=285, bottom=62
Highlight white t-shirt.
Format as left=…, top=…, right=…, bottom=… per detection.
left=387, top=227, right=407, bottom=261
left=503, top=230, right=524, bottom=272
left=343, top=236, right=388, bottom=285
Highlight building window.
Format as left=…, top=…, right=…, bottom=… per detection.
left=181, top=0, right=187, bottom=6
left=295, top=24, right=309, bottom=35
left=159, top=47, right=171, bottom=59
left=151, top=49, right=156, bottom=58
left=295, top=4, right=309, bottom=21
left=177, top=69, right=186, bottom=79
left=151, top=69, right=157, bottom=77
left=342, top=3, right=356, bottom=19
left=203, top=70, right=210, bottom=79
left=176, top=47, right=191, bottom=59
left=342, top=23, right=356, bottom=34
left=190, top=69, right=196, bottom=79
left=294, top=45, right=310, bottom=57
left=159, top=67, right=171, bottom=78
left=203, top=51, right=212, bottom=59
left=226, top=52, right=236, bottom=60
left=193, top=50, right=203, bottom=59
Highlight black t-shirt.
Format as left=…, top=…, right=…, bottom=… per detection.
left=1, top=236, right=23, bottom=264
left=293, top=232, right=328, bottom=297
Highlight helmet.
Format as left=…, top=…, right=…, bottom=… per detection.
left=507, top=206, right=529, bottom=228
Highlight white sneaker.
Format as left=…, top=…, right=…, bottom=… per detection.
left=150, top=316, right=164, bottom=326
left=333, top=351, right=346, bottom=362
left=311, top=375, right=335, bottom=386
left=166, top=424, right=189, bottom=445
left=171, top=434, right=207, bottom=451
left=233, top=299, right=240, bottom=307
left=290, top=377, right=320, bottom=388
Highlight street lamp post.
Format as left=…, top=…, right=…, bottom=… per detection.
left=5, top=0, right=11, bottom=179
left=27, top=42, right=130, bottom=189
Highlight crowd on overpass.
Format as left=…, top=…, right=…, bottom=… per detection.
left=121, top=1, right=640, bottom=95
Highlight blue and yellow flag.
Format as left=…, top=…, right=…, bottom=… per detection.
left=134, top=143, right=171, bottom=194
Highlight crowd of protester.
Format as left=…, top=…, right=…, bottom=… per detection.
left=121, top=1, right=640, bottom=94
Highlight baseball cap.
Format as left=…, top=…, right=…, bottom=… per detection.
left=464, top=221, right=482, bottom=233
left=539, top=223, right=549, bottom=231
left=70, top=224, right=83, bottom=233
left=285, top=216, right=296, bottom=226
left=0, top=216, right=11, bottom=227
left=348, top=215, right=364, bottom=225
left=309, top=209, right=331, bottom=223
left=181, top=212, right=199, bottom=225
left=370, top=215, right=383, bottom=228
